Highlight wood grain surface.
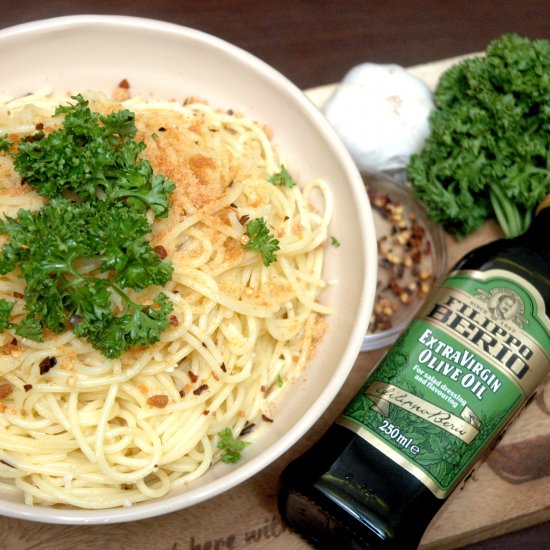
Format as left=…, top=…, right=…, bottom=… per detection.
left=0, top=2, right=549, bottom=549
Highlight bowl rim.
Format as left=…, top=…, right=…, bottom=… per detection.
left=0, top=14, right=377, bottom=524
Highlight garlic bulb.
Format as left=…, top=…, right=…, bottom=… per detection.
left=323, top=63, right=433, bottom=174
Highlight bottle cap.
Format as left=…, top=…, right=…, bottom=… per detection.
left=535, top=195, right=550, bottom=216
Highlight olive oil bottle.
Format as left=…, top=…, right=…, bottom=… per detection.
left=278, top=198, right=550, bottom=549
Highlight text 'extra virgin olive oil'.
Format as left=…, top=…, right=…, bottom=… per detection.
left=278, top=197, right=550, bottom=549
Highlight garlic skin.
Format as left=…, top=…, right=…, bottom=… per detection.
left=323, top=63, right=434, bottom=174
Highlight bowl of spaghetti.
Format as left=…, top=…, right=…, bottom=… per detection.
left=0, top=15, right=376, bottom=523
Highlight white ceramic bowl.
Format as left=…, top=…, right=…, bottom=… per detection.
left=0, top=15, right=377, bottom=524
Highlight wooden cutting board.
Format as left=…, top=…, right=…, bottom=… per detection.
left=1, top=55, right=549, bottom=550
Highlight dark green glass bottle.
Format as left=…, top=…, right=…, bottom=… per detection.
left=278, top=199, right=550, bottom=549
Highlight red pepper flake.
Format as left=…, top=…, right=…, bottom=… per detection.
left=2, top=337, right=19, bottom=355
left=169, top=315, right=179, bottom=327
left=70, top=314, right=83, bottom=326
left=147, top=395, right=169, bottom=408
left=24, top=133, right=43, bottom=143
left=220, top=362, right=227, bottom=372
left=411, top=223, right=425, bottom=238
left=188, top=371, right=198, bottom=383
left=193, top=384, right=209, bottom=396
left=411, top=250, right=422, bottom=263
left=262, top=414, right=274, bottom=423
left=118, top=78, right=130, bottom=89
left=35, top=122, right=44, bottom=131
left=158, top=126, right=166, bottom=132
left=389, top=281, right=404, bottom=296
left=179, top=389, right=186, bottom=398
left=239, top=214, right=250, bottom=225
left=203, top=410, right=210, bottom=415
left=23, top=384, right=32, bottom=392
left=0, top=383, right=13, bottom=399
left=240, top=423, right=256, bottom=435
left=13, top=291, right=24, bottom=299
left=153, top=245, right=168, bottom=259
left=260, top=385, right=267, bottom=393
left=39, top=356, right=57, bottom=375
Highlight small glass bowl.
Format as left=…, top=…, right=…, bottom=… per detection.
left=361, top=172, right=448, bottom=351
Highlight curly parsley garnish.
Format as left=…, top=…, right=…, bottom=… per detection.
left=243, top=217, right=280, bottom=267
left=0, top=95, right=176, bottom=358
left=408, top=34, right=550, bottom=239
left=268, top=164, right=295, bottom=188
left=217, top=427, right=250, bottom=464
left=15, top=95, right=174, bottom=217
left=0, top=299, right=14, bottom=332
left=0, top=134, right=13, bottom=153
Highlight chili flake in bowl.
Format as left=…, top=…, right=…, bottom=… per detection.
left=361, top=173, right=447, bottom=350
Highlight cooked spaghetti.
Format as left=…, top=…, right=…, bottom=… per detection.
left=0, top=89, right=333, bottom=508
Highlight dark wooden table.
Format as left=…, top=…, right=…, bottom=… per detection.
left=0, top=1, right=548, bottom=548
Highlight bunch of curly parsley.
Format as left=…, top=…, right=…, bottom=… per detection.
left=0, top=94, right=176, bottom=358
left=408, top=34, right=550, bottom=239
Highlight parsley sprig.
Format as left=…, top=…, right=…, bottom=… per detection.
left=0, top=134, right=13, bottom=153
left=269, top=164, right=295, bottom=188
left=243, top=217, right=280, bottom=267
left=0, top=300, right=14, bottom=332
left=0, top=95, right=176, bottom=358
left=217, top=428, right=250, bottom=464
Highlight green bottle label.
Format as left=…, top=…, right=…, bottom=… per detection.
left=339, top=269, right=550, bottom=498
